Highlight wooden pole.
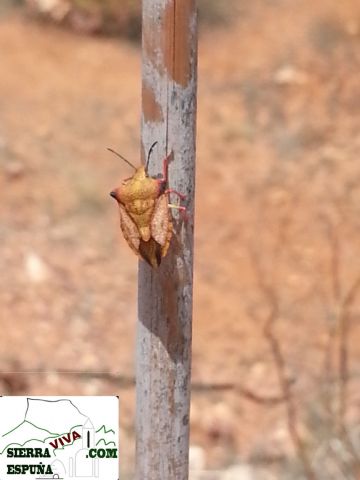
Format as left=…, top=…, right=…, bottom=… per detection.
left=136, top=1, right=197, bottom=479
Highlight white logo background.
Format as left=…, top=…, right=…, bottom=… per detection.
left=0, top=396, right=119, bottom=479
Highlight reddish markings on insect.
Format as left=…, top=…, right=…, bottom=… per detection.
left=109, top=144, right=186, bottom=268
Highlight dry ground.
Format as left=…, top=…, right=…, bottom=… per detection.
left=1, top=0, right=360, bottom=477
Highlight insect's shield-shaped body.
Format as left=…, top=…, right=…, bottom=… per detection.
left=109, top=147, right=183, bottom=268
left=113, top=166, right=161, bottom=242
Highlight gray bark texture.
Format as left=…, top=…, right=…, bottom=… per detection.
left=136, top=1, right=197, bottom=479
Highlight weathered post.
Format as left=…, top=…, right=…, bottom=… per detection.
left=136, top=1, right=197, bottom=479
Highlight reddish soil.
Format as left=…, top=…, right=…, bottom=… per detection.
left=1, top=1, right=360, bottom=476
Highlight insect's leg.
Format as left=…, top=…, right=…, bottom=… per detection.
left=157, top=151, right=173, bottom=184
left=168, top=203, right=188, bottom=221
left=163, top=152, right=172, bottom=182
left=165, top=189, right=187, bottom=201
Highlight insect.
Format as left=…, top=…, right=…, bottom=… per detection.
left=109, top=142, right=186, bottom=268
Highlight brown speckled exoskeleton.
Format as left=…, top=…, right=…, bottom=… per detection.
left=109, top=143, right=186, bottom=268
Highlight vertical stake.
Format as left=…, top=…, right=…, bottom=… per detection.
left=136, top=1, right=197, bottom=479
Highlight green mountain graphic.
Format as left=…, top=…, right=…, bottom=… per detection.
left=0, top=398, right=87, bottom=455
left=95, top=425, right=115, bottom=435
left=0, top=420, right=60, bottom=455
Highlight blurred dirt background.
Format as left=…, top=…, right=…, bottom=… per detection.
left=1, top=0, right=360, bottom=478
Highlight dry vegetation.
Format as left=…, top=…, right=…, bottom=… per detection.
left=24, top=0, right=237, bottom=36
left=1, top=0, right=360, bottom=478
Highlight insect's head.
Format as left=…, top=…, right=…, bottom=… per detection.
left=108, top=142, right=159, bottom=201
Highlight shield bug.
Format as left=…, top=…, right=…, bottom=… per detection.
left=109, top=143, right=186, bottom=268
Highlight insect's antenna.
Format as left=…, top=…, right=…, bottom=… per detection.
left=145, top=141, right=158, bottom=173
left=107, top=148, right=137, bottom=171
